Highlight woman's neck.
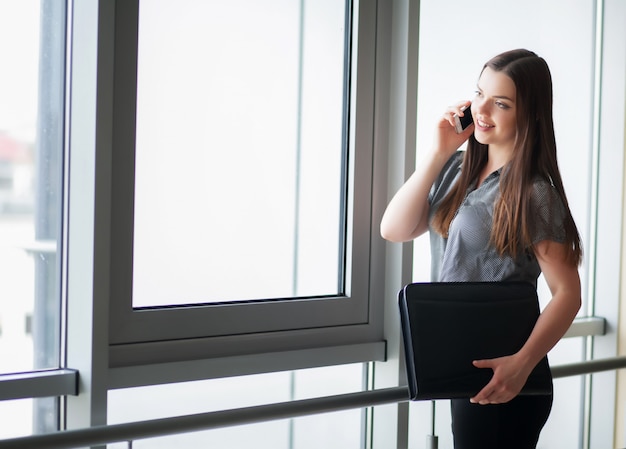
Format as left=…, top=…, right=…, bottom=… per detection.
left=488, top=144, right=514, bottom=167
left=477, top=145, right=513, bottom=186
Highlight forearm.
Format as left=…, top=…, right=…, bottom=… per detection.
left=380, top=104, right=475, bottom=242
left=513, top=240, right=583, bottom=372
left=380, top=150, right=451, bottom=242
left=469, top=281, right=580, bottom=405
left=516, top=287, right=581, bottom=369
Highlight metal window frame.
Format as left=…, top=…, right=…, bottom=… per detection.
left=0, top=315, right=603, bottom=400
left=102, top=0, right=387, bottom=369
left=0, top=370, right=77, bottom=401
left=2, top=3, right=622, bottom=449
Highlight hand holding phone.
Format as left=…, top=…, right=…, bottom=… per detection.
left=454, top=105, right=473, bottom=134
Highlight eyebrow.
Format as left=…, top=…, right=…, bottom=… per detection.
left=476, top=86, right=515, bottom=102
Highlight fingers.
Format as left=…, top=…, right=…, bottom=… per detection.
left=443, top=101, right=472, bottom=127
left=470, top=380, right=513, bottom=405
left=440, top=101, right=474, bottom=141
left=469, top=361, right=494, bottom=404
left=470, top=359, right=517, bottom=405
left=470, top=389, right=495, bottom=405
left=472, top=359, right=490, bottom=369
left=470, top=387, right=515, bottom=405
left=433, top=99, right=474, bottom=157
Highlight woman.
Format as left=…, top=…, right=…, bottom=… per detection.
left=380, top=49, right=582, bottom=448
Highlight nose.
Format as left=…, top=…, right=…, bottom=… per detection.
left=472, top=98, right=492, bottom=120
left=472, top=98, right=488, bottom=118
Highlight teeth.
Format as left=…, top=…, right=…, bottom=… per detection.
left=478, top=120, right=493, bottom=128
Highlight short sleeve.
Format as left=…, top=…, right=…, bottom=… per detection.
left=529, top=178, right=567, bottom=244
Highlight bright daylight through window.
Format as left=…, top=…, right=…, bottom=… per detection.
left=132, top=0, right=349, bottom=307
left=0, top=0, right=65, bottom=438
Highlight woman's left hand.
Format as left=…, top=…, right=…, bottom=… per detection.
left=469, top=354, right=533, bottom=405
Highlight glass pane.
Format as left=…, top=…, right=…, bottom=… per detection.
left=0, top=398, right=56, bottom=439
left=0, top=0, right=64, bottom=376
left=133, top=0, right=349, bottom=307
left=410, top=0, right=594, bottom=447
left=0, top=0, right=65, bottom=435
left=108, top=363, right=364, bottom=448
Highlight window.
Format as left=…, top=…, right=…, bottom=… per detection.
left=0, top=0, right=66, bottom=437
left=0, top=0, right=65, bottom=375
left=107, top=0, right=385, bottom=369
left=108, top=363, right=365, bottom=449
left=0, top=1, right=623, bottom=447
left=132, top=0, right=349, bottom=306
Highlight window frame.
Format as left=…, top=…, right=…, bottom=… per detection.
left=106, top=0, right=386, bottom=368
left=0, top=2, right=623, bottom=447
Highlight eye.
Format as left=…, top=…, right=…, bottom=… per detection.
left=474, top=90, right=483, bottom=98
left=495, top=101, right=510, bottom=110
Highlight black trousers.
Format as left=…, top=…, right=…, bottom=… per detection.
left=450, top=394, right=553, bottom=449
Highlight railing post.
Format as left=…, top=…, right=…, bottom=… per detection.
left=426, top=435, right=438, bottom=449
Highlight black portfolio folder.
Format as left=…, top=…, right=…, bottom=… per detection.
left=398, top=282, right=553, bottom=401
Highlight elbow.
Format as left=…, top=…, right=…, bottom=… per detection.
left=563, top=287, right=582, bottom=321
left=380, top=230, right=400, bottom=243
left=563, top=284, right=582, bottom=320
left=380, top=225, right=412, bottom=243
left=573, top=293, right=582, bottom=315
left=379, top=217, right=393, bottom=241
left=379, top=225, right=395, bottom=242
left=570, top=280, right=583, bottom=314
left=380, top=217, right=424, bottom=243
left=380, top=221, right=404, bottom=243
left=380, top=216, right=426, bottom=242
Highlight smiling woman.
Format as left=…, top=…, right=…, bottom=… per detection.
left=471, top=68, right=518, bottom=159
left=1, top=0, right=625, bottom=448
left=407, top=2, right=624, bottom=446
left=382, top=49, right=583, bottom=449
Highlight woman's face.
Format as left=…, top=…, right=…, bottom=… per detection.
left=471, top=67, right=518, bottom=153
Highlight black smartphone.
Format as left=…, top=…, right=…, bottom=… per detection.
left=454, top=105, right=473, bottom=133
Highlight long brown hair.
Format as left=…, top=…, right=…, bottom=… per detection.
left=432, top=49, right=582, bottom=266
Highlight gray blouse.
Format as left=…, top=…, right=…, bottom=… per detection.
left=427, top=151, right=567, bottom=285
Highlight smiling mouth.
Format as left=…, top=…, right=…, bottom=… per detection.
left=477, top=119, right=494, bottom=128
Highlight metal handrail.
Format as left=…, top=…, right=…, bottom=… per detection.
left=1, top=356, right=625, bottom=449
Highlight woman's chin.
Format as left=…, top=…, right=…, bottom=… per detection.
left=473, top=133, right=489, bottom=145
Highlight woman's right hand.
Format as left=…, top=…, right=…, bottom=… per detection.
left=380, top=100, right=475, bottom=243
left=433, top=101, right=475, bottom=158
